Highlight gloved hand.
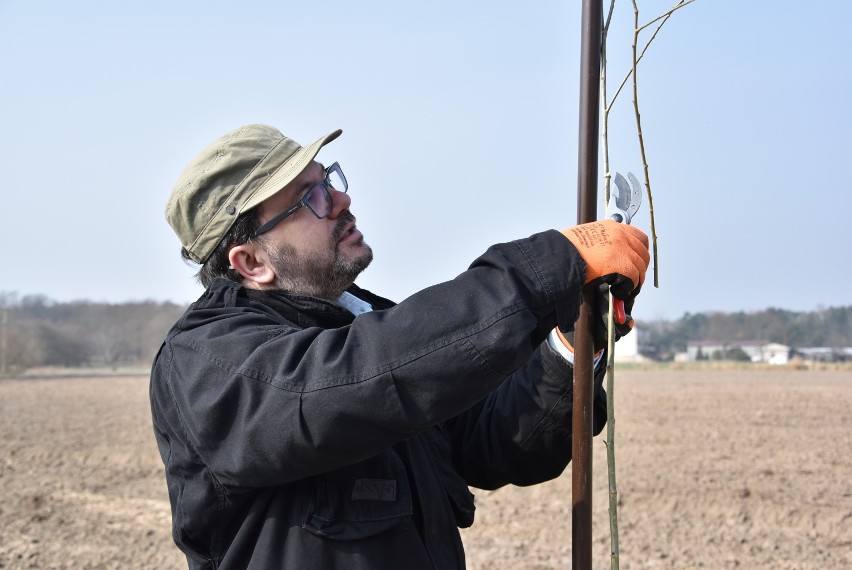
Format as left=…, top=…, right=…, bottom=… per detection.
left=558, top=220, right=648, bottom=353
left=556, top=285, right=633, bottom=354
left=561, top=219, right=650, bottom=300
left=595, top=283, right=634, bottom=343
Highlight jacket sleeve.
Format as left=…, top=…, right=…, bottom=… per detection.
left=151, top=230, right=588, bottom=489
left=442, top=342, right=608, bottom=490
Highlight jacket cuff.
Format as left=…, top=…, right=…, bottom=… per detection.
left=513, top=230, right=587, bottom=332
left=545, top=329, right=604, bottom=367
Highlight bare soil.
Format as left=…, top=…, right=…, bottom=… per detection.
left=1, top=370, right=850, bottom=569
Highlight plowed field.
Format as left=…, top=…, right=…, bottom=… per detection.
left=1, top=370, right=849, bottom=569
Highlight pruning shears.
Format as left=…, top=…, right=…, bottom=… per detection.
left=607, top=172, right=643, bottom=326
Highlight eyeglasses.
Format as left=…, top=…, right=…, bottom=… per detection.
left=254, top=162, right=348, bottom=236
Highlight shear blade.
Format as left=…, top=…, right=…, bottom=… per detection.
left=625, top=172, right=643, bottom=218
left=609, top=171, right=643, bottom=223
left=612, top=173, right=632, bottom=211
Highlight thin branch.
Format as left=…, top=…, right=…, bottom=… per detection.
left=601, top=0, right=617, bottom=205
left=631, top=0, right=660, bottom=288
left=638, top=0, right=695, bottom=33
left=599, top=2, right=696, bottom=568
left=605, top=294, right=620, bottom=570
left=605, top=0, right=693, bottom=111
left=604, top=0, right=617, bottom=36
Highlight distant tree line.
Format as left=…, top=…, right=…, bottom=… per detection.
left=1, top=292, right=851, bottom=372
left=641, top=306, right=852, bottom=360
left=0, top=293, right=186, bottom=374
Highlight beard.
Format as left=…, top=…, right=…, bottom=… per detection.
left=259, top=211, right=373, bottom=300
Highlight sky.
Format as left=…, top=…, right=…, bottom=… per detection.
left=1, top=0, right=851, bottom=321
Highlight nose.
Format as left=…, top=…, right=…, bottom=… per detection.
left=327, top=188, right=351, bottom=218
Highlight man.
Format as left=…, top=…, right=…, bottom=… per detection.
left=151, top=124, right=649, bottom=569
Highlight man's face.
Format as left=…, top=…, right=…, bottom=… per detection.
left=254, top=161, right=373, bottom=299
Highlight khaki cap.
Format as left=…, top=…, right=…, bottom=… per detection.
left=165, top=124, right=342, bottom=263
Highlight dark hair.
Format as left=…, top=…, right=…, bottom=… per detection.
left=181, top=208, right=262, bottom=288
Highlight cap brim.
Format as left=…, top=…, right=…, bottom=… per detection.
left=242, top=129, right=342, bottom=213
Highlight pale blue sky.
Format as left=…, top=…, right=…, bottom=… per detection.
left=1, top=1, right=850, bottom=320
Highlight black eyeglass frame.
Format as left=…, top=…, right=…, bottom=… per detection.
left=253, top=162, right=348, bottom=236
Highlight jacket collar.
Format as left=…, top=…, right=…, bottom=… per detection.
left=246, top=288, right=353, bottom=328
left=207, top=279, right=395, bottom=329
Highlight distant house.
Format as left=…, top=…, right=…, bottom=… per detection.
left=613, top=325, right=641, bottom=363
left=570, top=324, right=650, bottom=364
left=759, top=343, right=792, bottom=365
left=686, top=340, right=791, bottom=365
left=794, top=347, right=852, bottom=362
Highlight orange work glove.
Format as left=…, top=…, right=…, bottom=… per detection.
left=561, top=219, right=650, bottom=300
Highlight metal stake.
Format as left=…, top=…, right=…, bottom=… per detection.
left=573, top=1, right=602, bottom=568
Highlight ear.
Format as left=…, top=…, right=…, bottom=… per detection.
left=228, top=243, right=276, bottom=287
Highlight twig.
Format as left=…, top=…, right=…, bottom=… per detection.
left=605, top=294, right=620, bottom=570
left=631, top=0, right=660, bottom=288
left=638, top=0, right=695, bottom=34
left=607, top=0, right=693, bottom=110
left=599, top=3, right=696, bottom=568
left=601, top=0, right=617, bottom=205
left=604, top=0, right=691, bottom=288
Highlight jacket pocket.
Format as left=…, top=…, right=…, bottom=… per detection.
left=302, top=450, right=414, bottom=541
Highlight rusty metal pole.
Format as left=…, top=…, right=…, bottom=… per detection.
left=572, top=1, right=602, bottom=569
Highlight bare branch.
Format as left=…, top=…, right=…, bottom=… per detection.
left=605, top=0, right=694, bottom=110
left=601, top=0, right=617, bottom=205
left=637, top=0, right=695, bottom=34
left=605, top=293, right=620, bottom=570
left=604, top=0, right=617, bottom=36
left=600, top=3, right=697, bottom=567
left=630, top=0, right=660, bottom=287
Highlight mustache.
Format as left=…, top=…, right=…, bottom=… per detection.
left=331, top=210, right=357, bottom=242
